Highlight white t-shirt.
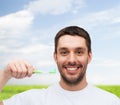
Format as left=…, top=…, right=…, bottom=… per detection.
left=3, top=83, right=120, bottom=105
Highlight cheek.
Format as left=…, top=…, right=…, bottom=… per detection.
left=78, top=56, right=89, bottom=64
left=55, top=55, right=67, bottom=66
left=57, top=57, right=66, bottom=64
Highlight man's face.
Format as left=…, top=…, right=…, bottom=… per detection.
left=54, top=35, right=92, bottom=85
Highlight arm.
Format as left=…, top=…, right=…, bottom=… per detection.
left=0, top=102, right=3, bottom=105
left=0, top=60, right=34, bottom=91
left=0, top=70, right=11, bottom=91
left=0, top=60, right=35, bottom=104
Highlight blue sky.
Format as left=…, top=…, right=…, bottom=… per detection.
left=0, top=0, right=120, bottom=85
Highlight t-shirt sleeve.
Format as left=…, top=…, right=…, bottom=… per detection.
left=3, top=94, right=23, bottom=105
left=113, top=96, right=120, bottom=105
left=3, top=89, right=46, bottom=105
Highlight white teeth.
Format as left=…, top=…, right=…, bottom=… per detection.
left=67, top=68, right=77, bottom=71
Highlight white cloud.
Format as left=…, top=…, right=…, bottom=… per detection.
left=91, top=58, right=120, bottom=68
left=0, top=10, right=34, bottom=38
left=0, top=45, right=7, bottom=51
left=86, top=57, right=120, bottom=85
left=7, top=74, right=60, bottom=85
left=87, top=74, right=120, bottom=85
left=26, top=0, right=85, bottom=15
left=14, top=43, right=54, bottom=54
left=0, top=0, right=85, bottom=40
left=69, top=5, right=120, bottom=28
left=0, top=43, right=55, bottom=70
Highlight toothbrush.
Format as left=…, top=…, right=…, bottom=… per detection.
left=33, top=70, right=43, bottom=74
left=33, top=69, right=56, bottom=74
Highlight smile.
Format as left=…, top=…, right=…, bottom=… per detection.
left=66, top=67, right=79, bottom=71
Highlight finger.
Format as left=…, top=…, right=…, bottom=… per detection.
left=14, top=62, right=24, bottom=77
left=9, top=60, right=26, bottom=78
left=8, top=62, right=18, bottom=77
left=23, top=61, right=34, bottom=77
left=14, top=60, right=31, bottom=78
left=18, top=61, right=28, bottom=78
left=6, top=60, right=34, bottom=79
left=27, top=67, right=35, bottom=77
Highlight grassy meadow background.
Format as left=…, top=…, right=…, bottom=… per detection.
left=0, top=85, right=120, bottom=100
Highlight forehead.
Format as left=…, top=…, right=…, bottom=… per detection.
left=57, top=35, right=87, bottom=49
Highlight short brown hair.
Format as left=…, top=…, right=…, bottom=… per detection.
left=54, top=26, right=91, bottom=53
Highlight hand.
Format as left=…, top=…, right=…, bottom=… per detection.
left=4, top=60, right=35, bottom=79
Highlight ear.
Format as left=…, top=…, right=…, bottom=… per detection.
left=54, top=52, right=57, bottom=63
left=88, top=51, right=92, bottom=63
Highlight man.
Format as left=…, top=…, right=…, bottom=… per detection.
left=0, top=26, right=120, bottom=105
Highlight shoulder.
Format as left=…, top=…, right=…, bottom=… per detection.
left=87, top=84, right=120, bottom=102
left=3, top=88, right=49, bottom=105
left=90, top=85, right=116, bottom=96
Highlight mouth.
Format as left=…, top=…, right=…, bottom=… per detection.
left=66, top=67, right=79, bottom=71
left=63, top=65, right=83, bottom=74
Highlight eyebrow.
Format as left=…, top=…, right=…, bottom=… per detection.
left=58, top=47, right=86, bottom=51
left=58, top=47, right=68, bottom=51
left=76, top=47, right=86, bottom=51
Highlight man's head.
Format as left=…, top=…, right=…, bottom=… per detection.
left=54, top=26, right=91, bottom=54
left=54, top=26, right=92, bottom=89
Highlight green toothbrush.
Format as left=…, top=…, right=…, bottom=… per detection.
left=33, top=69, right=56, bottom=74
left=33, top=70, right=43, bottom=74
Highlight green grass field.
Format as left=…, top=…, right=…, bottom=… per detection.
left=97, top=85, right=120, bottom=98
left=0, top=85, right=120, bottom=100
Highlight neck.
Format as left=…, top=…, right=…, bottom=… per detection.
left=59, top=76, right=87, bottom=91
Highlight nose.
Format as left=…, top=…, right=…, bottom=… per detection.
left=67, top=52, right=77, bottom=63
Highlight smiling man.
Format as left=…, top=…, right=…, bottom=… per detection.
left=54, top=29, right=92, bottom=91
left=0, top=26, right=120, bottom=105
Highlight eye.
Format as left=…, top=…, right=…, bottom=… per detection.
left=60, top=50, right=68, bottom=56
left=76, top=50, right=83, bottom=55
